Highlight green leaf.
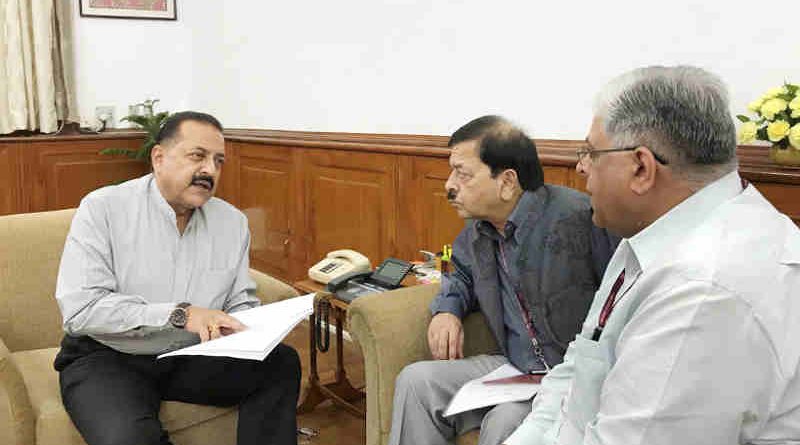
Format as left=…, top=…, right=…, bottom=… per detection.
left=121, top=114, right=151, bottom=128
left=100, top=99, right=171, bottom=170
left=736, top=115, right=751, bottom=123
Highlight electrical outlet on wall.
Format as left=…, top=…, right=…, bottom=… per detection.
left=95, top=106, right=115, bottom=129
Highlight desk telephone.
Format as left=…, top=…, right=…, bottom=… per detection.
left=327, top=257, right=413, bottom=302
left=311, top=252, right=413, bottom=354
left=310, top=250, right=413, bottom=302
left=308, top=249, right=371, bottom=284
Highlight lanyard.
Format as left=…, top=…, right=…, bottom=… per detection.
left=591, top=269, right=626, bottom=341
left=587, top=178, right=746, bottom=342
left=498, top=241, right=549, bottom=371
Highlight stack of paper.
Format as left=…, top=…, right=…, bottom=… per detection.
left=158, top=293, right=315, bottom=361
left=443, top=364, right=541, bottom=417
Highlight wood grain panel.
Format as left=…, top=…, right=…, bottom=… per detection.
left=0, top=143, right=19, bottom=216
left=397, top=156, right=463, bottom=261
left=304, top=149, right=397, bottom=269
left=234, top=142, right=295, bottom=280
left=4, top=130, right=799, bottom=285
left=21, top=138, right=147, bottom=212
left=752, top=183, right=800, bottom=225
left=543, top=166, right=571, bottom=188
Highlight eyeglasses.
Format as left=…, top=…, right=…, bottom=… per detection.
left=576, top=146, right=669, bottom=165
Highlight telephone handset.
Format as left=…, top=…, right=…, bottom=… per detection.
left=327, top=257, right=414, bottom=303
left=308, top=249, right=371, bottom=284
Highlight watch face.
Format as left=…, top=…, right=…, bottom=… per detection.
left=170, top=308, right=187, bottom=327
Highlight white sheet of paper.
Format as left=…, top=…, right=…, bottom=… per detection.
left=157, top=293, right=315, bottom=361
left=443, top=364, right=541, bottom=417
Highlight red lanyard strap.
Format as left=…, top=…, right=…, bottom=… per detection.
left=592, top=269, right=626, bottom=341
left=498, top=241, right=549, bottom=370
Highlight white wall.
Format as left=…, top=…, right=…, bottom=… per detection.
left=71, top=1, right=214, bottom=128
left=72, top=0, right=800, bottom=138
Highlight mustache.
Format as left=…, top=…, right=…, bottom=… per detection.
left=190, top=174, right=215, bottom=190
left=447, top=189, right=457, bottom=201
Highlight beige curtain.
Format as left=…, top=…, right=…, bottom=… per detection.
left=0, top=0, right=77, bottom=134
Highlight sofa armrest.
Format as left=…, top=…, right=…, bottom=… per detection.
left=347, top=284, right=439, bottom=445
left=348, top=284, right=500, bottom=445
left=0, top=337, right=34, bottom=445
left=249, top=268, right=299, bottom=305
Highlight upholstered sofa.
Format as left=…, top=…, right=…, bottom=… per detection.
left=0, top=208, right=299, bottom=445
left=348, top=284, right=499, bottom=445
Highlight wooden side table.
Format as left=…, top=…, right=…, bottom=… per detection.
left=293, top=279, right=365, bottom=418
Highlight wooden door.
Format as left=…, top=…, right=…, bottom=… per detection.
left=302, top=149, right=398, bottom=272
left=229, top=142, right=298, bottom=281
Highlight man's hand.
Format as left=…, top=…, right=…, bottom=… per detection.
left=428, top=312, right=464, bottom=360
left=185, top=306, right=247, bottom=342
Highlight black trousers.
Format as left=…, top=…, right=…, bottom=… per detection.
left=54, top=335, right=301, bottom=445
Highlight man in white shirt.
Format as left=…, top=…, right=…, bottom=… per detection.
left=54, top=112, right=300, bottom=445
left=504, top=66, right=800, bottom=445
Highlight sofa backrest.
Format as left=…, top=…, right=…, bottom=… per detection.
left=0, top=209, right=76, bottom=352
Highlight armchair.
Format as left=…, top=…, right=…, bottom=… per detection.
left=0, top=209, right=298, bottom=445
left=347, top=284, right=499, bottom=445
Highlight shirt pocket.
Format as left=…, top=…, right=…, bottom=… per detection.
left=564, top=335, right=612, bottom=434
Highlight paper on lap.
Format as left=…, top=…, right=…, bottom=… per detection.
left=157, top=293, right=315, bottom=361
left=443, top=364, right=541, bottom=417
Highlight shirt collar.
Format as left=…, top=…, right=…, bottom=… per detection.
left=147, top=173, right=204, bottom=230
left=627, top=170, right=744, bottom=273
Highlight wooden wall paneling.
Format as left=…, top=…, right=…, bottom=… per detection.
left=21, top=138, right=147, bottom=212
left=290, top=147, right=308, bottom=281
left=5, top=130, right=800, bottom=286
left=750, top=182, right=800, bottom=225
left=232, top=142, right=296, bottom=281
left=542, top=166, right=571, bottom=188
left=303, top=149, right=398, bottom=271
left=397, top=155, right=464, bottom=261
left=215, top=140, right=241, bottom=207
left=0, top=142, right=20, bottom=215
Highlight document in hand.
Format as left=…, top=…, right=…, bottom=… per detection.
left=157, top=293, right=315, bottom=361
left=443, top=364, right=541, bottom=417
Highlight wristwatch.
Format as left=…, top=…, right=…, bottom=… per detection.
left=168, top=302, right=192, bottom=328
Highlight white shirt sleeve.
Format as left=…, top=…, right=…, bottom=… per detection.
left=55, top=196, right=174, bottom=335
left=223, top=225, right=260, bottom=313
left=504, top=345, right=575, bottom=445
left=581, top=280, right=778, bottom=445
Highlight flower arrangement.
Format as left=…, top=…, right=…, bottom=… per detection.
left=737, top=83, right=800, bottom=151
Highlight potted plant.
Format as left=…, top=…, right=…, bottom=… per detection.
left=100, top=99, right=171, bottom=168
left=737, top=83, right=800, bottom=166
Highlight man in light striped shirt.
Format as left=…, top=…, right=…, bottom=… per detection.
left=54, top=111, right=300, bottom=445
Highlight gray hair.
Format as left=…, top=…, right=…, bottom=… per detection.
left=593, top=66, right=738, bottom=188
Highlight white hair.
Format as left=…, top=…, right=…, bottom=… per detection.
left=594, top=66, right=738, bottom=188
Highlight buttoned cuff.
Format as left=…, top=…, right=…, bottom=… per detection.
left=429, top=297, right=465, bottom=319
